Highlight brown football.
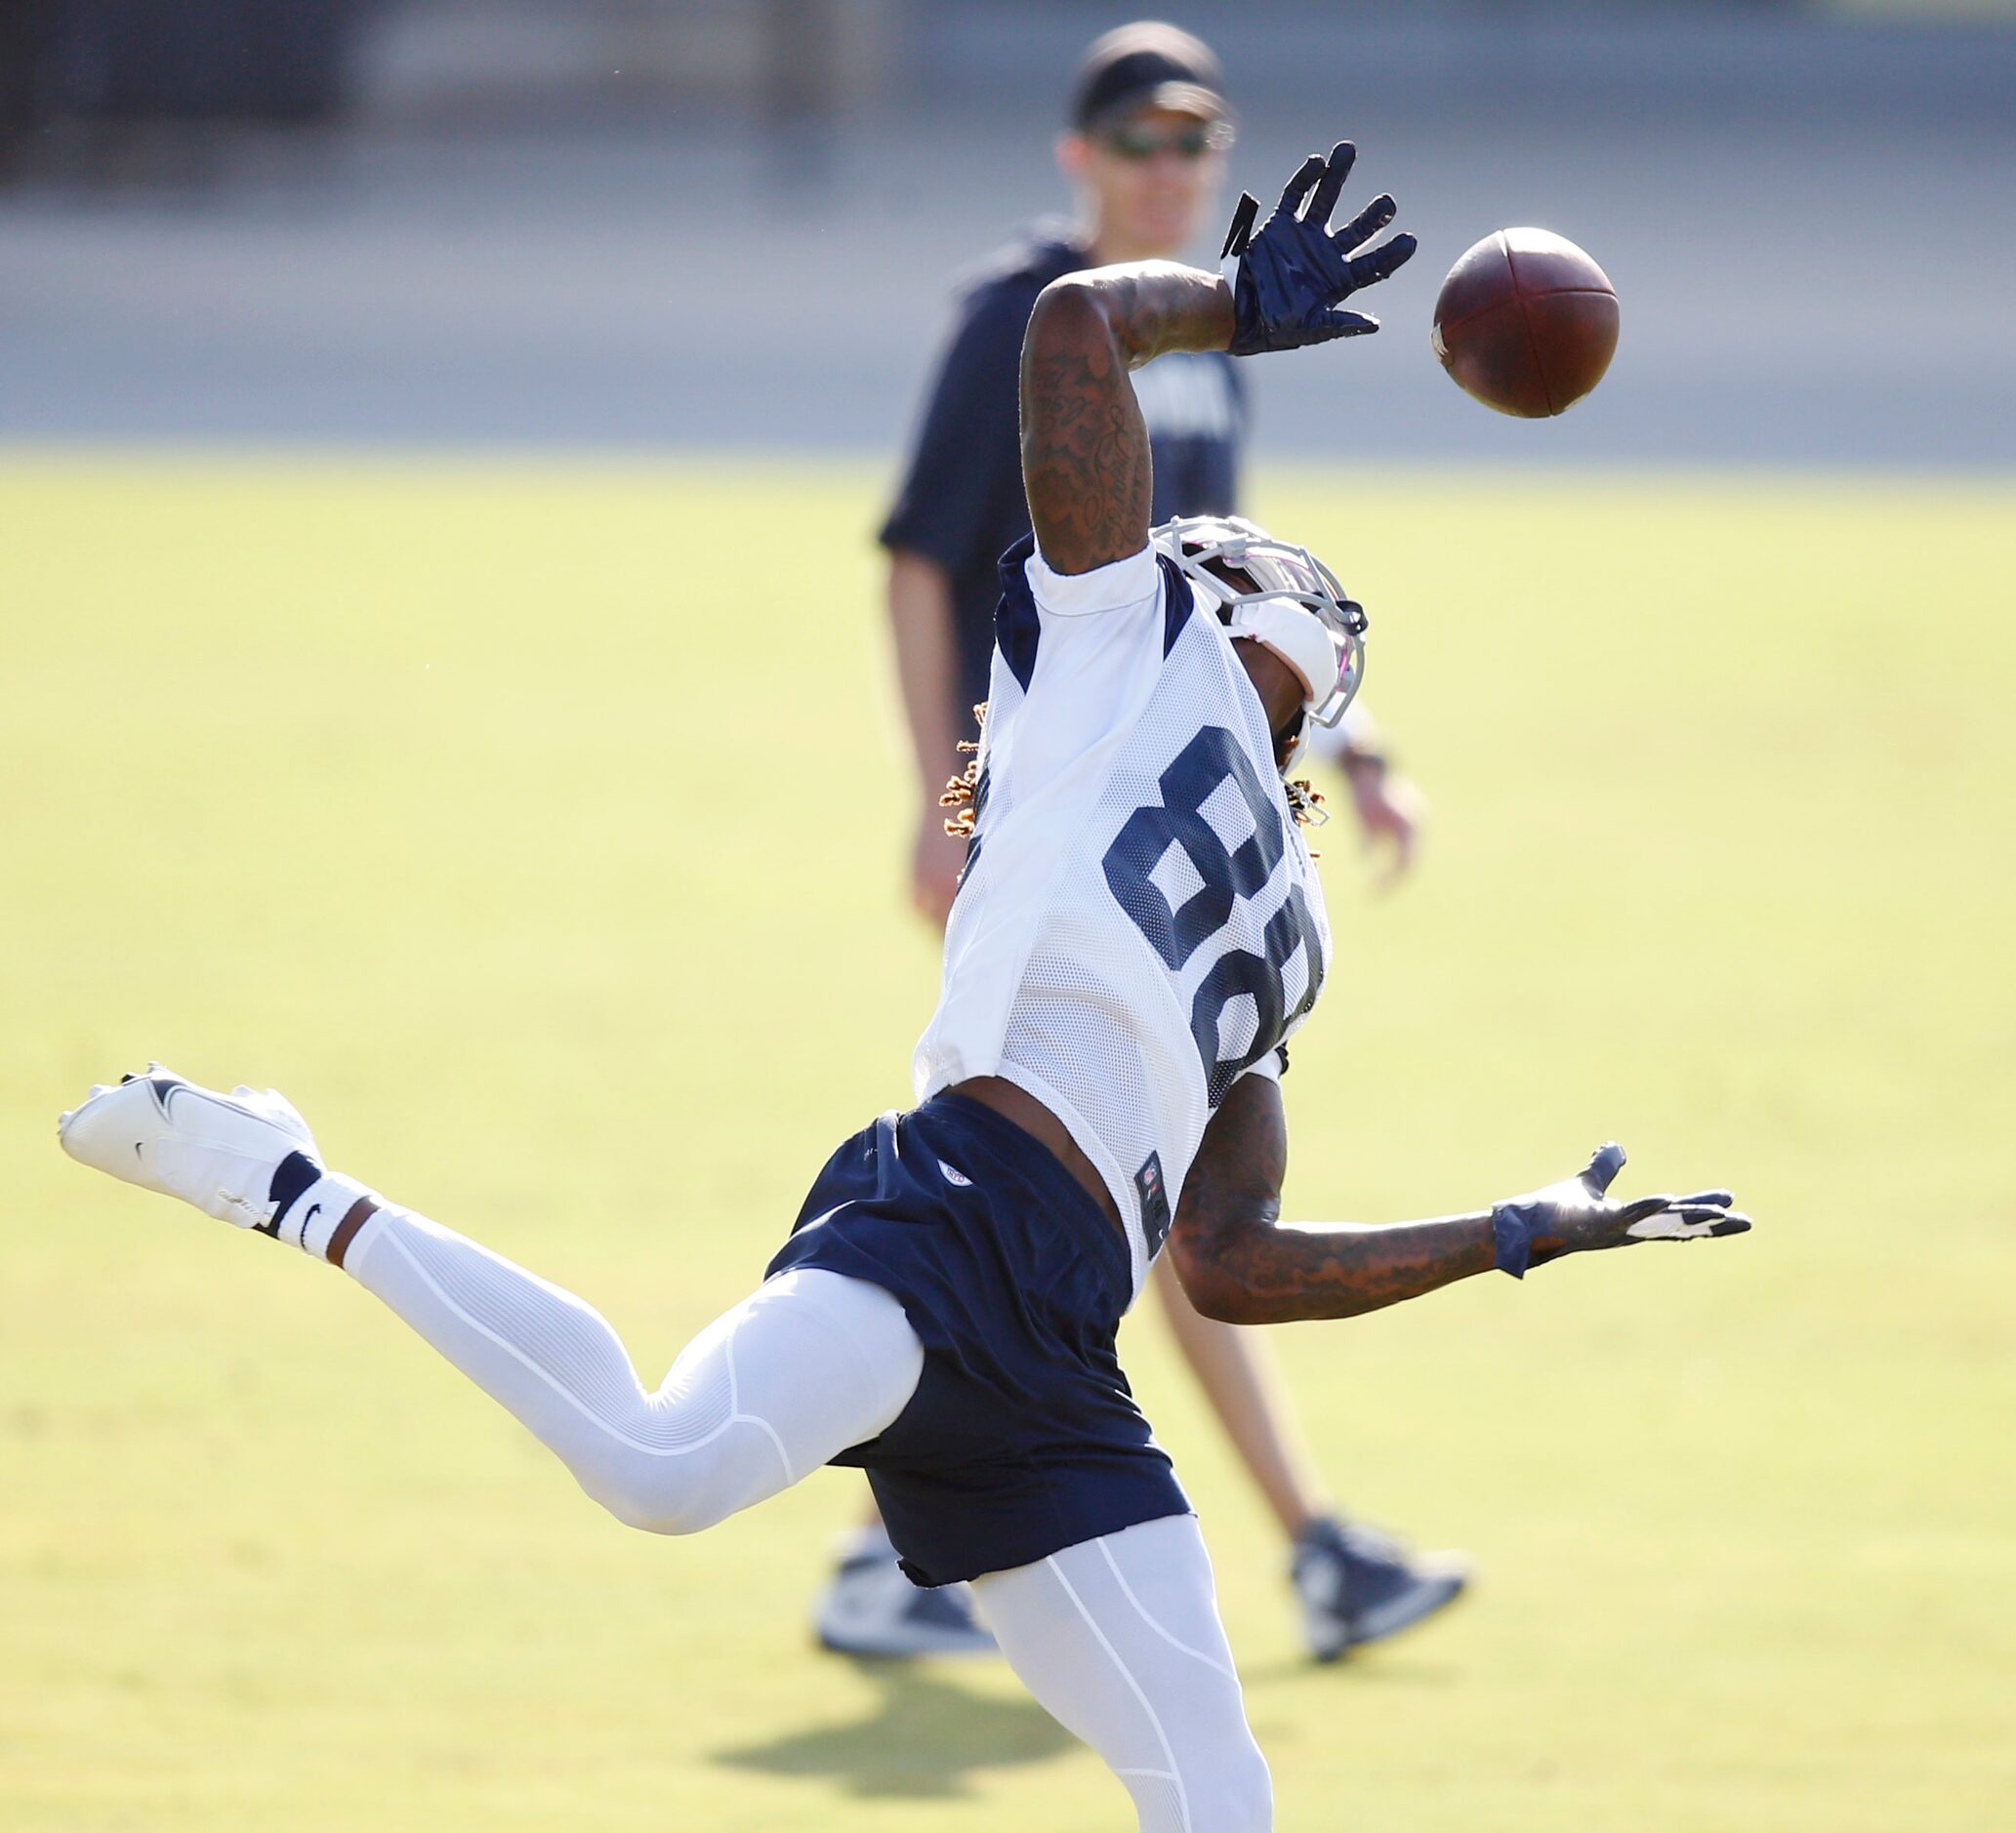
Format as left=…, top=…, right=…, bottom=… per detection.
left=1432, top=228, right=1619, bottom=418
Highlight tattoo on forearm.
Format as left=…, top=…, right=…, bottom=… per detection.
left=1171, top=1078, right=1495, bottom=1324
left=1214, top=1215, right=1497, bottom=1322
left=1021, top=343, right=1151, bottom=576
left=1018, top=265, right=1234, bottom=577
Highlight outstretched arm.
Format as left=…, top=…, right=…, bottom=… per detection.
left=1019, top=140, right=1418, bottom=577
left=1019, top=264, right=1232, bottom=576
left=1168, top=1076, right=1749, bottom=1326
left=1168, top=1076, right=1491, bottom=1324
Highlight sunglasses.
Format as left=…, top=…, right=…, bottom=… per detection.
left=1098, top=121, right=1234, bottom=161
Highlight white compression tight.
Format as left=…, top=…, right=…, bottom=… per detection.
left=344, top=1203, right=922, bottom=1532
left=972, top=1516, right=1272, bottom=1832
left=342, top=1203, right=1270, bottom=1829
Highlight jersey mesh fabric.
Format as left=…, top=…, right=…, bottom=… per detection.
left=914, top=542, right=1328, bottom=1300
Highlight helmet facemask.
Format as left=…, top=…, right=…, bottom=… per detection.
left=1149, top=514, right=1368, bottom=777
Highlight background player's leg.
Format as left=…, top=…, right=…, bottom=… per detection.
left=1149, top=1254, right=1470, bottom=1660
left=344, top=1205, right=923, bottom=1534
left=971, top=1514, right=1272, bottom=1833
left=813, top=1489, right=999, bottom=1658
left=1150, top=1254, right=1333, bottom=1535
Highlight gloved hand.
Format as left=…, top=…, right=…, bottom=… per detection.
left=1491, top=1142, right=1750, bottom=1279
left=1220, top=141, right=1418, bottom=356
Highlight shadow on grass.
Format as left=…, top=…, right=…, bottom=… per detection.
left=710, top=1661, right=1074, bottom=1800
left=1239, top=1653, right=1459, bottom=1690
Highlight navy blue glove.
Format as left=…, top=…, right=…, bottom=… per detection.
left=1492, top=1142, right=1750, bottom=1279
left=1220, top=142, right=1417, bottom=357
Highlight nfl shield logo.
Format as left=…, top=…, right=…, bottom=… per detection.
left=1134, top=1152, right=1173, bottom=1258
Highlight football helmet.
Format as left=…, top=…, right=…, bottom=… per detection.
left=1150, top=513, right=1367, bottom=772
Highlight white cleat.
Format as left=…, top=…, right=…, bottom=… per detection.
left=58, top=1064, right=319, bottom=1230
left=813, top=1550, right=998, bottom=1660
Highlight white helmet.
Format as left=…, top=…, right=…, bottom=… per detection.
left=1150, top=513, right=1367, bottom=773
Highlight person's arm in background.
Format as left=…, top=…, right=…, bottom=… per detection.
left=885, top=550, right=967, bottom=924
left=880, top=272, right=1036, bottom=924
left=1303, top=705, right=1425, bottom=886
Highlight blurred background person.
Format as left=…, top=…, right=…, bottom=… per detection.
left=819, top=18, right=1458, bottom=1665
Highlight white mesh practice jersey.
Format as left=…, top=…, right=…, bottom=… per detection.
left=913, top=535, right=1332, bottom=1300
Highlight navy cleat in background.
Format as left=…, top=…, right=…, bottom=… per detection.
left=1291, top=1517, right=1470, bottom=1662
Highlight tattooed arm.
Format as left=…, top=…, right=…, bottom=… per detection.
left=1015, top=141, right=1427, bottom=572
left=1168, top=1076, right=1750, bottom=1324
left=1018, top=143, right=1421, bottom=575
left=1168, top=1075, right=1496, bottom=1324
left=1018, top=263, right=1234, bottom=576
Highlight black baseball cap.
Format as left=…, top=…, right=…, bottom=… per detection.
left=1069, top=21, right=1231, bottom=136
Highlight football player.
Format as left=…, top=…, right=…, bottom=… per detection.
left=60, top=143, right=1748, bottom=1833
left=848, top=16, right=1450, bottom=1666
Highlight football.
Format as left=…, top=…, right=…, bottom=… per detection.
left=1432, top=228, right=1619, bottom=418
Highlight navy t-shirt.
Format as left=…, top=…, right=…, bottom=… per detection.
left=880, top=225, right=1246, bottom=721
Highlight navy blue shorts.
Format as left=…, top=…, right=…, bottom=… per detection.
left=766, top=1092, right=1191, bottom=1587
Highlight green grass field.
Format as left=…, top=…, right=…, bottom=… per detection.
left=4, top=454, right=2012, bottom=1831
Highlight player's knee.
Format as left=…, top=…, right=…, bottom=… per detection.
left=599, top=1490, right=716, bottom=1537
left=580, top=1462, right=735, bottom=1538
